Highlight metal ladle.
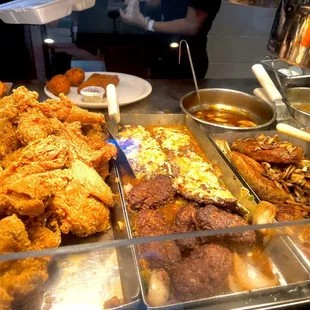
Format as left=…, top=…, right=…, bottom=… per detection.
left=179, top=40, right=204, bottom=114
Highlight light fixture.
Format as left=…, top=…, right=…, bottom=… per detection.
left=170, top=42, right=179, bottom=48
left=44, top=38, right=55, bottom=44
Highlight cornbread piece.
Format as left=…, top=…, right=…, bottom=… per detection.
left=231, top=135, right=304, bottom=164
left=118, top=125, right=171, bottom=179
left=169, top=244, right=233, bottom=301
left=195, top=205, right=256, bottom=247
left=77, top=73, right=119, bottom=93
left=127, top=175, right=176, bottom=210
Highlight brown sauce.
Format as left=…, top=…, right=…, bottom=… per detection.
left=194, top=109, right=258, bottom=128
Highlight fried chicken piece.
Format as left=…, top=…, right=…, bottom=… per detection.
left=230, top=151, right=289, bottom=203
left=46, top=74, right=71, bottom=96
left=40, top=94, right=105, bottom=125
left=65, top=68, right=85, bottom=86
left=0, top=81, right=8, bottom=98
left=77, top=73, right=119, bottom=94
left=55, top=122, right=116, bottom=168
left=169, top=244, right=233, bottom=301
left=126, top=175, right=176, bottom=211
left=0, top=118, right=20, bottom=159
left=231, top=136, right=304, bottom=164
left=136, top=210, right=181, bottom=269
left=83, top=124, right=108, bottom=150
left=195, top=205, right=256, bottom=247
left=0, top=215, right=60, bottom=310
left=49, top=160, right=113, bottom=236
left=16, top=110, right=54, bottom=144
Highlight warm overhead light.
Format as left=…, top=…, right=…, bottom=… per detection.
left=170, top=42, right=179, bottom=48
left=44, top=38, right=55, bottom=44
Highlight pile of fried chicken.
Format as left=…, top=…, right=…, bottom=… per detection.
left=0, top=87, right=116, bottom=309
left=229, top=134, right=310, bottom=221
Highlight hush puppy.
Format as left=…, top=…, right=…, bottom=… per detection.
left=46, top=74, right=71, bottom=96
left=65, top=68, right=85, bottom=86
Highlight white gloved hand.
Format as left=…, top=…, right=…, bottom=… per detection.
left=120, top=0, right=148, bottom=30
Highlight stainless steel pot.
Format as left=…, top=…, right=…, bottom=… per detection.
left=268, top=0, right=310, bottom=70
left=227, top=0, right=280, bottom=7
left=180, top=88, right=276, bottom=134
left=286, top=87, right=310, bottom=126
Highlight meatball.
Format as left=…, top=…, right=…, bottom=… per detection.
left=127, top=175, right=176, bottom=211
left=65, top=68, right=85, bottom=86
left=46, top=74, right=71, bottom=96
left=195, top=205, right=256, bottom=247
left=136, top=209, right=181, bottom=269
left=169, top=244, right=233, bottom=301
left=174, top=204, right=201, bottom=252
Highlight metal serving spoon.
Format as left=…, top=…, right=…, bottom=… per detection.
left=179, top=40, right=204, bottom=115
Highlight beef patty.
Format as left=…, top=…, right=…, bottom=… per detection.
left=195, top=205, right=256, bottom=247
left=136, top=209, right=181, bottom=269
left=169, top=244, right=233, bottom=301
left=127, top=175, right=176, bottom=211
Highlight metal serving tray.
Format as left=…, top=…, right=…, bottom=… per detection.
left=115, top=114, right=310, bottom=310
left=14, top=164, right=140, bottom=310
left=210, top=130, right=310, bottom=271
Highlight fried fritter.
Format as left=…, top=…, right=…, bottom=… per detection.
left=195, top=205, right=256, bottom=247
left=65, top=68, right=85, bottom=86
left=46, top=74, right=71, bottom=96
left=169, top=244, right=233, bottom=301
left=77, top=73, right=119, bottom=94
left=231, top=136, right=304, bottom=164
left=230, top=151, right=289, bottom=203
left=126, top=175, right=176, bottom=211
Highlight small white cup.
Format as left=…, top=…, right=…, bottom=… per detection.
left=80, top=86, right=105, bottom=103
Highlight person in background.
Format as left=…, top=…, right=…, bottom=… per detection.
left=120, top=0, right=221, bottom=78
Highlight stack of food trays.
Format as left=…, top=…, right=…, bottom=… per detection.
left=115, top=114, right=310, bottom=309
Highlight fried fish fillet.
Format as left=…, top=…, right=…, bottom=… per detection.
left=229, top=151, right=289, bottom=203
left=231, top=136, right=304, bottom=164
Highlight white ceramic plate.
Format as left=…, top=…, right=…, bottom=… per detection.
left=44, top=72, right=152, bottom=109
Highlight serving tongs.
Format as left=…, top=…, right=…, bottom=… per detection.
left=106, top=84, right=136, bottom=178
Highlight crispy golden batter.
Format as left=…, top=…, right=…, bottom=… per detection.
left=229, top=151, right=290, bottom=203
left=77, top=73, right=119, bottom=94
left=65, top=68, right=85, bottom=86
left=0, top=118, right=20, bottom=159
left=0, top=215, right=61, bottom=310
left=46, top=74, right=71, bottom=96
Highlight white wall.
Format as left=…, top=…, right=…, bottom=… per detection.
left=207, top=1, right=277, bottom=78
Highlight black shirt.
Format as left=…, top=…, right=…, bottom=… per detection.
left=161, top=0, right=222, bottom=36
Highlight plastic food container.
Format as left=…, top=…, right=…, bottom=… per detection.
left=80, top=86, right=105, bottom=103
left=0, top=0, right=95, bottom=24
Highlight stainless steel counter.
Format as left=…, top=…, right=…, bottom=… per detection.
left=13, top=79, right=260, bottom=113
